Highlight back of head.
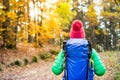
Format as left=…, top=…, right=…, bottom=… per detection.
left=70, top=20, right=86, bottom=38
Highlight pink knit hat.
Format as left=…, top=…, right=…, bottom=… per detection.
left=70, top=20, right=86, bottom=38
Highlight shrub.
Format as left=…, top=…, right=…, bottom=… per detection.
left=0, top=68, right=3, bottom=71
left=114, top=71, right=120, bottom=80
left=114, top=63, right=120, bottom=80
left=50, top=50, right=59, bottom=55
left=10, top=62, right=14, bottom=66
left=32, top=56, right=38, bottom=63
left=14, top=60, right=21, bottom=66
left=40, top=53, right=51, bottom=60
left=23, top=58, right=29, bottom=65
left=96, top=44, right=104, bottom=52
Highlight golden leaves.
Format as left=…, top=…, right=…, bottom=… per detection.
left=94, top=29, right=108, bottom=36
left=114, top=0, right=120, bottom=6
left=0, top=11, right=17, bottom=22
left=94, top=30, right=100, bottom=35
left=39, top=0, right=46, bottom=2
left=101, top=11, right=119, bottom=18
left=0, top=28, right=6, bottom=31
left=116, top=6, right=120, bottom=11
left=7, top=12, right=17, bottom=20
left=61, top=31, right=69, bottom=38
left=86, top=5, right=98, bottom=27
left=0, top=36, right=2, bottom=40
left=0, top=9, right=5, bottom=22
left=56, top=2, right=76, bottom=27
left=102, top=30, right=108, bottom=35
left=42, top=16, right=61, bottom=39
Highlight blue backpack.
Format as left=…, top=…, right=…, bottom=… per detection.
left=62, top=39, right=94, bottom=80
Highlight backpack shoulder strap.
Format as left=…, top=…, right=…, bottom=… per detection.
left=86, top=40, right=92, bottom=80
left=62, top=40, right=68, bottom=80
left=63, top=40, right=67, bottom=57
left=87, top=40, right=92, bottom=59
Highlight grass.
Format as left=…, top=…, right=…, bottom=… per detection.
left=104, top=51, right=120, bottom=80
left=114, top=70, right=120, bottom=80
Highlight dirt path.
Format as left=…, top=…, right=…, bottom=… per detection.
left=0, top=60, right=63, bottom=80
left=0, top=53, right=114, bottom=80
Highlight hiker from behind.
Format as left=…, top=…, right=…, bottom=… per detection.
left=51, top=19, right=106, bottom=80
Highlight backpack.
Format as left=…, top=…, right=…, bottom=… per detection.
left=62, top=39, right=94, bottom=80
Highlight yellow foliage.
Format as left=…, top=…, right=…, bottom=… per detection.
left=94, top=30, right=100, bottom=35
left=44, top=17, right=61, bottom=35
left=56, top=2, right=76, bottom=27
left=34, top=15, right=62, bottom=44
left=86, top=4, right=98, bottom=26
left=102, top=30, right=108, bottom=36
left=19, top=16, right=25, bottom=22
left=101, top=12, right=119, bottom=18
left=114, top=0, right=120, bottom=5
left=39, top=0, right=46, bottom=2
left=115, top=23, right=120, bottom=29
left=11, top=32, right=17, bottom=36
left=9, top=0, right=16, bottom=3
left=88, top=5, right=96, bottom=12
left=0, top=28, right=6, bottom=31
left=28, top=22, right=36, bottom=35
left=0, top=17, right=5, bottom=22
left=0, top=9, right=6, bottom=22
left=0, top=36, right=2, bottom=39
left=7, top=12, right=17, bottom=20
left=61, top=31, right=69, bottom=38
left=116, top=6, right=120, bottom=11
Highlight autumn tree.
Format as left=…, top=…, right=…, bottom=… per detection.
left=0, top=1, right=5, bottom=41
left=100, top=0, right=120, bottom=50
left=0, top=0, right=119, bottom=50
left=56, top=0, right=76, bottom=40
left=85, top=4, right=98, bottom=48
left=1, top=0, right=18, bottom=49
left=114, top=0, right=120, bottom=6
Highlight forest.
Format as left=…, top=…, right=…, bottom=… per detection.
left=0, top=0, right=119, bottom=50
left=0, top=0, right=120, bottom=80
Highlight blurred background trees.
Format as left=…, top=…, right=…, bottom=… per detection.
left=0, top=0, right=119, bottom=51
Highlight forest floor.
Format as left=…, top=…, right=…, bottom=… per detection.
left=0, top=43, right=119, bottom=80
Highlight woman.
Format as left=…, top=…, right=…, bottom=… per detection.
left=51, top=20, right=106, bottom=80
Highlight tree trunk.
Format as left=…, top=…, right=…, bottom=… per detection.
left=27, top=0, right=33, bottom=43
left=91, top=26, right=95, bottom=48
left=109, top=18, right=117, bottom=50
